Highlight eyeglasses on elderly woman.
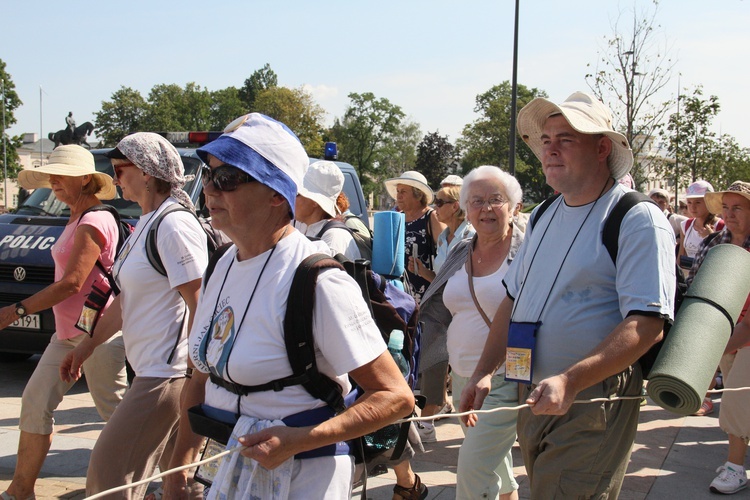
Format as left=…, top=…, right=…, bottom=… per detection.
left=468, top=196, right=508, bottom=209
left=201, top=165, right=256, bottom=192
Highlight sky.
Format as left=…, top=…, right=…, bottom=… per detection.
left=3, top=1, right=750, bottom=150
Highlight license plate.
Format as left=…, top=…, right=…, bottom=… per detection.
left=11, top=314, right=41, bottom=330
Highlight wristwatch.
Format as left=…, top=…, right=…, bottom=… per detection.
left=15, top=302, right=27, bottom=318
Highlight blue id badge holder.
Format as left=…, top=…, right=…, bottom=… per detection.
left=505, top=321, right=541, bottom=384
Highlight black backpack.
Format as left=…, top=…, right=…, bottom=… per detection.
left=146, top=203, right=230, bottom=277
left=315, top=218, right=373, bottom=261
left=203, top=249, right=421, bottom=466
left=531, top=191, right=685, bottom=378
left=78, top=204, right=134, bottom=294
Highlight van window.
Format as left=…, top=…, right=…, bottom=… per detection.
left=341, top=172, right=365, bottom=217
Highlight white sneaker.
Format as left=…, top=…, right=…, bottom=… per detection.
left=417, top=421, right=437, bottom=443
left=710, top=462, right=748, bottom=494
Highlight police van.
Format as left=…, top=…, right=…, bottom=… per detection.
left=0, top=138, right=367, bottom=360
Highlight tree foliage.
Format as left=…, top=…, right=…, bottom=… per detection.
left=415, top=131, right=459, bottom=188
left=656, top=86, right=750, bottom=191
left=373, top=119, right=423, bottom=203
left=239, top=63, right=278, bottom=111
left=332, top=92, right=405, bottom=195
left=93, top=86, right=148, bottom=146
left=254, top=86, right=325, bottom=157
left=0, top=59, right=23, bottom=179
left=585, top=0, right=676, bottom=189
left=209, top=86, right=246, bottom=130
left=458, top=81, right=551, bottom=202
left=141, top=82, right=212, bottom=132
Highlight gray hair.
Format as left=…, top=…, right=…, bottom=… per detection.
left=459, top=165, right=523, bottom=211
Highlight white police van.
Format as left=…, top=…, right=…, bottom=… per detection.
left=0, top=138, right=367, bottom=360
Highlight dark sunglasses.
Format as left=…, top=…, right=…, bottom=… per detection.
left=434, top=198, right=456, bottom=208
left=201, top=165, right=256, bottom=192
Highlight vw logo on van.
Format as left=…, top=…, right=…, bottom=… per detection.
left=13, top=267, right=27, bottom=282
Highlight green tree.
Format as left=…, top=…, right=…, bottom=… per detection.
left=333, top=92, right=405, bottom=195
left=458, top=82, right=551, bottom=202
left=658, top=86, right=720, bottom=190
left=239, top=63, right=278, bottom=111
left=585, top=0, right=676, bottom=189
left=372, top=119, right=423, bottom=205
left=93, top=86, right=148, bottom=146
left=141, top=84, right=187, bottom=131
left=210, top=87, right=246, bottom=130
left=1, top=59, right=23, bottom=182
left=254, top=86, right=325, bottom=157
left=177, top=82, right=212, bottom=131
left=415, top=132, right=459, bottom=188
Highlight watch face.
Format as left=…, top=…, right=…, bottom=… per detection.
left=16, top=305, right=26, bottom=316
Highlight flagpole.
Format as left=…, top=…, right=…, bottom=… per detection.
left=2, top=78, right=7, bottom=210
left=40, top=85, right=43, bottom=165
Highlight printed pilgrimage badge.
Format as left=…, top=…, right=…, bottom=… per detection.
left=505, top=321, right=540, bottom=383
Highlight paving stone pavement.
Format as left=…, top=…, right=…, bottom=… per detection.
left=1, top=357, right=747, bottom=499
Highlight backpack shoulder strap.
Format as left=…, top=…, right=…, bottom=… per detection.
left=146, top=203, right=191, bottom=277
left=602, top=191, right=656, bottom=264
left=203, top=243, right=233, bottom=288
left=530, top=193, right=562, bottom=230
left=283, top=253, right=348, bottom=412
left=315, top=219, right=353, bottom=239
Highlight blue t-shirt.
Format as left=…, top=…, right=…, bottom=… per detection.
left=503, top=184, right=676, bottom=383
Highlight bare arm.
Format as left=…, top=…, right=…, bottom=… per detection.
left=238, top=350, right=414, bottom=469
left=459, top=295, right=513, bottom=426
left=725, top=309, right=750, bottom=354
left=526, top=314, right=663, bottom=415
left=429, top=209, right=447, bottom=246
left=0, top=224, right=104, bottom=330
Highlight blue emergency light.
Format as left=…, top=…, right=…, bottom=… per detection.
left=324, top=142, right=338, bottom=161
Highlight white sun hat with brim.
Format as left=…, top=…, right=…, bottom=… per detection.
left=18, top=144, right=117, bottom=200
left=685, top=179, right=714, bottom=199
left=384, top=171, right=434, bottom=204
left=704, top=180, right=750, bottom=215
left=517, top=91, right=634, bottom=181
left=298, top=160, right=344, bottom=218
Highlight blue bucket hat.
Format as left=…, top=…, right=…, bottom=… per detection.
left=197, top=113, right=308, bottom=217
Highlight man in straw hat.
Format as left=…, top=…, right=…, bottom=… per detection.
left=689, top=180, right=750, bottom=494
left=460, top=92, right=676, bottom=498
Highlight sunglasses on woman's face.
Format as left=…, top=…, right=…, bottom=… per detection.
left=201, top=165, right=256, bottom=192
left=434, top=198, right=455, bottom=208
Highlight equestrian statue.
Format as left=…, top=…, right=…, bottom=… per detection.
left=49, top=113, right=95, bottom=148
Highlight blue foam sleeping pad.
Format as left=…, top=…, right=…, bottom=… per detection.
left=372, top=211, right=405, bottom=278
left=647, top=244, right=750, bottom=415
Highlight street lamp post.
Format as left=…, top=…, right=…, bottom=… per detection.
left=2, top=79, right=7, bottom=211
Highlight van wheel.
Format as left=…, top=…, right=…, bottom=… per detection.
left=0, top=352, right=34, bottom=362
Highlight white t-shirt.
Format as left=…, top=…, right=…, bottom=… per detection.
left=113, top=198, right=208, bottom=378
left=504, top=184, right=675, bottom=384
left=302, top=219, right=361, bottom=261
left=190, top=230, right=385, bottom=420
left=444, top=261, right=509, bottom=377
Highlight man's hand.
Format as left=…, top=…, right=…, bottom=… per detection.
left=458, top=373, right=491, bottom=427
left=238, top=426, right=307, bottom=470
left=60, top=342, right=95, bottom=383
left=526, top=374, right=577, bottom=415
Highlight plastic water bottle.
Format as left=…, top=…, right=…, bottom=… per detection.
left=388, top=330, right=410, bottom=378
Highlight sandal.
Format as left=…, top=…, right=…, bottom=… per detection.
left=1, top=492, right=36, bottom=500
left=392, top=474, right=428, bottom=500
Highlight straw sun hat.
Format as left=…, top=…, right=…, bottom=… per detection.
left=384, top=171, right=435, bottom=204
left=517, top=91, right=634, bottom=181
left=18, top=145, right=117, bottom=200
left=704, top=181, right=750, bottom=214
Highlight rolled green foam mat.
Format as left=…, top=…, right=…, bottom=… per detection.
left=647, top=244, right=750, bottom=415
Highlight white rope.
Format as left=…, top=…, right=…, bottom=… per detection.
left=83, top=445, right=242, bottom=500
left=83, top=386, right=750, bottom=499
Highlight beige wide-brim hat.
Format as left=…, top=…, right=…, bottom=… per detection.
left=18, top=145, right=117, bottom=200
left=298, top=160, right=344, bottom=217
left=705, top=181, right=750, bottom=214
left=517, top=91, right=634, bottom=181
left=384, top=171, right=434, bottom=204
